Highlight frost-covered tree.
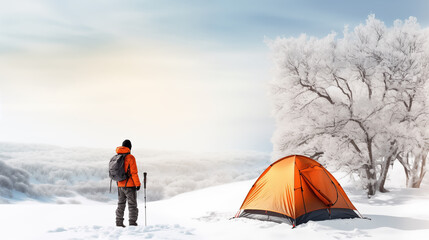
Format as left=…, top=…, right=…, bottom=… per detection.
left=269, top=15, right=429, bottom=196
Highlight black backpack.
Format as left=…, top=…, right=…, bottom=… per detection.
left=109, top=153, right=130, bottom=192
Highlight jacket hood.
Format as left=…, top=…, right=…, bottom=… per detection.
left=116, top=146, right=131, bottom=154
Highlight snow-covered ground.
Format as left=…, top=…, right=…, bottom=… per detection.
left=1, top=143, right=429, bottom=239
left=1, top=160, right=429, bottom=239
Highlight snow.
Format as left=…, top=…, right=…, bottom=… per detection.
left=0, top=142, right=270, bottom=202
left=1, top=164, right=429, bottom=239
left=1, top=143, right=429, bottom=239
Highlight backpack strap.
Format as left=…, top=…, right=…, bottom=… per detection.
left=124, top=164, right=131, bottom=188
left=110, top=179, right=112, bottom=193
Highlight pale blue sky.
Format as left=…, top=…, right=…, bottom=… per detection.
left=0, top=0, right=428, bottom=152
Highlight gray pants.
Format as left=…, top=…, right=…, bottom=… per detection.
left=116, top=187, right=138, bottom=225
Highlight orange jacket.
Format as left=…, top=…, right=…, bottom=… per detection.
left=116, top=146, right=141, bottom=187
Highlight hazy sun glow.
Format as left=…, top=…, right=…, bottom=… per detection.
left=0, top=0, right=428, bottom=151
left=0, top=40, right=272, bottom=151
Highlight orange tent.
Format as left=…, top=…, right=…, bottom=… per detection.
left=237, top=155, right=361, bottom=226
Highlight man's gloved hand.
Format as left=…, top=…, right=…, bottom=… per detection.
left=136, top=186, right=140, bottom=191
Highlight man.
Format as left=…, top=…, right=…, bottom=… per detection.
left=115, top=139, right=141, bottom=227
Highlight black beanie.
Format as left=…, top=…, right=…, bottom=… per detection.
left=122, top=139, right=132, bottom=150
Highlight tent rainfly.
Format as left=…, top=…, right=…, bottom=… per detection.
left=236, top=155, right=362, bottom=226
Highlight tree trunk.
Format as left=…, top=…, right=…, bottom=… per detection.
left=363, top=164, right=377, bottom=197
left=377, top=155, right=394, bottom=192
left=410, top=151, right=427, bottom=188
left=397, top=151, right=428, bottom=188
left=366, top=137, right=377, bottom=197
left=377, top=141, right=398, bottom=193
left=397, top=153, right=411, bottom=185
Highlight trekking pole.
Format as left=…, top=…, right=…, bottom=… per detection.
left=143, top=172, right=147, bottom=226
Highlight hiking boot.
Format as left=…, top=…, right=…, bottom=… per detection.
left=116, top=222, right=126, bottom=228
left=129, top=222, right=138, bottom=226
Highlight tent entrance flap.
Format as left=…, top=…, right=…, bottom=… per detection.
left=300, top=166, right=338, bottom=206
left=240, top=209, right=294, bottom=225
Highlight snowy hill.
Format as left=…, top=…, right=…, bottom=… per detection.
left=1, top=143, right=429, bottom=239
left=0, top=142, right=270, bottom=203
left=1, top=171, right=429, bottom=239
